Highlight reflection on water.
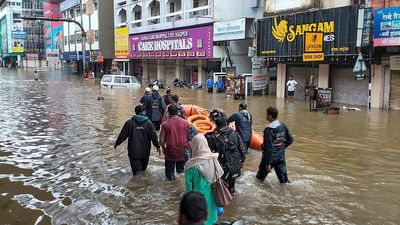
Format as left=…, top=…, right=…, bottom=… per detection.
left=0, top=68, right=399, bottom=225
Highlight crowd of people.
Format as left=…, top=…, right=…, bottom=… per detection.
left=114, top=86, right=294, bottom=225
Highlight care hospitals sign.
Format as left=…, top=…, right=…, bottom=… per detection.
left=214, top=18, right=246, bottom=41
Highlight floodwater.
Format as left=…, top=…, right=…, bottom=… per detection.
left=0, top=68, right=399, bottom=225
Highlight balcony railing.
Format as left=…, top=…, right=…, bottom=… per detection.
left=129, top=5, right=212, bottom=28
left=166, top=11, right=183, bottom=22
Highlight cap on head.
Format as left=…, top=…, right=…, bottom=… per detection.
left=152, top=85, right=159, bottom=91
left=145, top=87, right=151, bottom=92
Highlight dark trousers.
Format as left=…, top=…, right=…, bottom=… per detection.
left=152, top=120, right=161, bottom=131
left=165, top=160, right=185, bottom=180
left=223, top=176, right=237, bottom=194
left=243, top=141, right=251, bottom=154
left=129, top=157, right=150, bottom=176
left=256, top=156, right=289, bottom=184
left=207, top=87, right=213, bottom=93
left=217, top=88, right=224, bottom=93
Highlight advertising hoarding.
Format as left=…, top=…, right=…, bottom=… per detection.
left=374, top=7, right=400, bottom=46
left=130, top=26, right=213, bottom=59
left=115, top=27, right=129, bottom=59
left=214, top=18, right=246, bottom=41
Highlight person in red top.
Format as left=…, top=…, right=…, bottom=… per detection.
left=160, top=104, right=190, bottom=181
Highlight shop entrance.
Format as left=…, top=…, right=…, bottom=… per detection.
left=185, top=66, right=198, bottom=84
left=390, top=70, right=400, bottom=110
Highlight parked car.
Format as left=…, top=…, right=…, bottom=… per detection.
left=100, top=75, right=141, bottom=88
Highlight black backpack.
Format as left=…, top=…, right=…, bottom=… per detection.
left=214, top=132, right=243, bottom=179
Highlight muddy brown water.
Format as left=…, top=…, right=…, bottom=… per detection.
left=0, top=68, right=399, bottom=225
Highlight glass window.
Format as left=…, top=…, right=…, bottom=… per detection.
left=69, top=9, right=74, bottom=18
left=122, top=77, right=130, bottom=83
left=82, top=4, right=86, bottom=14
left=131, top=77, right=139, bottom=83
left=102, top=76, right=112, bottom=83
left=170, top=3, right=175, bottom=13
left=76, top=6, right=81, bottom=16
left=113, top=77, right=122, bottom=84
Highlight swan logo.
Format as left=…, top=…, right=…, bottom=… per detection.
left=271, top=17, right=335, bottom=43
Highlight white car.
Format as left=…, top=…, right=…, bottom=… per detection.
left=100, top=75, right=141, bottom=88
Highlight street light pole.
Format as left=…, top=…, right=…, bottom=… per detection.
left=21, top=16, right=87, bottom=76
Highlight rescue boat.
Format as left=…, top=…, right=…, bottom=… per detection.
left=182, top=104, right=263, bottom=150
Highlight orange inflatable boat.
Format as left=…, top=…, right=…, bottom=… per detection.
left=183, top=104, right=263, bottom=150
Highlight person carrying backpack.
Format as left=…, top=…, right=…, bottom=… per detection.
left=206, top=116, right=246, bottom=194
left=143, top=85, right=166, bottom=131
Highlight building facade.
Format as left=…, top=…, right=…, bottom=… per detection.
left=257, top=0, right=374, bottom=106
left=0, top=0, right=24, bottom=67
left=114, top=0, right=264, bottom=86
left=59, top=0, right=114, bottom=75
left=22, top=0, right=45, bottom=68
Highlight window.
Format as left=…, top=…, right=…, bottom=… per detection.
left=82, top=4, right=86, bottom=14
left=170, top=2, right=175, bottom=13
left=95, top=30, right=99, bottom=41
left=122, top=77, right=130, bottom=84
left=131, top=77, right=139, bottom=84
left=69, top=9, right=74, bottom=18
left=193, top=0, right=199, bottom=8
left=102, top=76, right=112, bottom=83
left=76, top=6, right=81, bottom=17
left=113, top=77, right=122, bottom=84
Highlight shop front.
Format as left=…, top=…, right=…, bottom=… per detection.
left=257, top=6, right=365, bottom=105
left=59, top=51, right=90, bottom=75
left=129, top=25, right=213, bottom=86
left=373, top=6, right=400, bottom=109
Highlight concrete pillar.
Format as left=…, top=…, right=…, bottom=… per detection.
left=198, top=59, right=206, bottom=86
left=176, top=60, right=184, bottom=80
left=142, top=60, right=149, bottom=84
left=157, top=59, right=165, bottom=80
left=318, top=64, right=329, bottom=88
left=371, top=64, right=385, bottom=109
left=277, top=63, right=286, bottom=98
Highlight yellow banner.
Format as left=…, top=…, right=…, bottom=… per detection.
left=114, top=27, right=129, bottom=59
left=304, top=32, right=323, bottom=53
left=12, top=46, right=24, bottom=53
left=303, top=53, right=324, bottom=62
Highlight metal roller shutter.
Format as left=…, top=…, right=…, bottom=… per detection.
left=330, top=68, right=368, bottom=106
left=390, top=71, right=400, bottom=110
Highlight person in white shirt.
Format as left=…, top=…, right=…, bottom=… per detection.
left=286, top=76, right=298, bottom=100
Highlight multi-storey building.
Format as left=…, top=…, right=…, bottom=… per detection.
left=59, top=0, right=114, bottom=75
left=0, top=0, right=24, bottom=67
left=114, top=0, right=264, bottom=86
left=22, top=0, right=45, bottom=67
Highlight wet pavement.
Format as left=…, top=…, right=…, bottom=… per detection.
left=0, top=68, right=400, bottom=225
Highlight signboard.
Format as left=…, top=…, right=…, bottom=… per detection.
left=257, top=6, right=358, bottom=58
left=390, top=55, right=400, bottom=70
left=252, top=58, right=268, bottom=91
left=214, top=18, right=246, bottom=41
left=11, top=31, right=27, bottom=39
left=25, top=53, right=39, bottom=60
left=86, top=0, right=95, bottom=15
left=356, top=8, right=372, bottom=47
left=1, top=16, right=8, bottom=55
left=86, top=29, right=95, bottom=44
left=130, top=25, right=213, bottom=59
left=60, top=51, right=90, bottom=61
left=115, top=27, right=129, bottom=59
left=374, top=7, right=400, bottom=46
left=303, top=32, right=324, bottom=61
left=46, top=49, right=59, bottom=61
left=12, top=47, right=24, bottom=53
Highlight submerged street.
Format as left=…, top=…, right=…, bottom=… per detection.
left=1, top=68, right=400, bottom=225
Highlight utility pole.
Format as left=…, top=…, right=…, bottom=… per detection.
left=21, top=16, right=87, bottom=76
